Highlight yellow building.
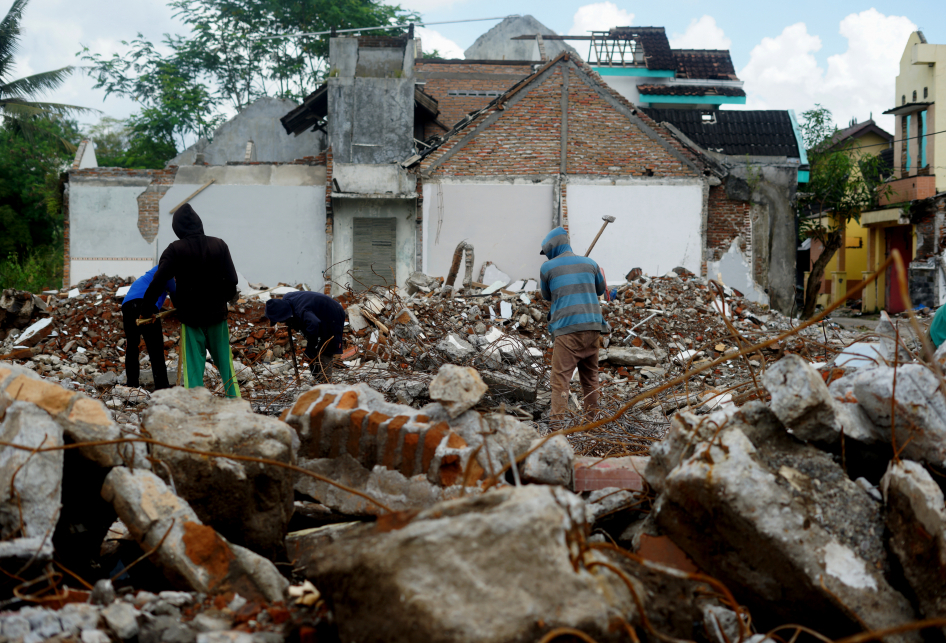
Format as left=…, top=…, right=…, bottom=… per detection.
left=806, top=119, right=892, bottom=308
left=859, top=31, right=946, bottom=312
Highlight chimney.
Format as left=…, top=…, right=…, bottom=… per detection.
left=327, top=35, right=416, bottom=164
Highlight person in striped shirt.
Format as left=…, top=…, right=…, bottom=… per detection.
left=539, top=226, right=609, bottom=421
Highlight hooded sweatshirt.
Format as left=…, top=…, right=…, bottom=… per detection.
left=264, top=291, right=345, bottom=358
left=141, top=204, right=238, bottom=328
left=539, top=226, right=608, bottom=338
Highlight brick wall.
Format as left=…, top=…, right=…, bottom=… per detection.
left=136, top=168, right=178, bottom=243
left=415, top=60, right=533, bottom=137
left=706, top=184, right=752, bottom=263
left=421, top=62, right=700, bottom=178
left=324, top=148, right=334, bottom=294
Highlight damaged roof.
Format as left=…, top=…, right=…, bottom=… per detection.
left=411, top=51, right=702, bottom=175
left=643, top=109, right=801, bottom=158
left=672, top=50, right=738, bottom=80
left=637, top=85, right=746, bottom=98
left=281, top=84, right=442, bottom=136
left=608, top=27, right=675, bottom=71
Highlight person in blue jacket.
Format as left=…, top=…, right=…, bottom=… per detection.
left=122, top=266, right=175, bottom=389
left=263, top=291, right=345, bottom=381
left=540, top=226, right=609, bottom=421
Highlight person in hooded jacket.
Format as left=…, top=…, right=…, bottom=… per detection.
left=141, top=203, right=241, bottom=398
left=539, top=226, right=608, bottom=421
left=263, top=291, right=345, bottom=381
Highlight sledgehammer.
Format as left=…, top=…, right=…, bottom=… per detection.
left=584, top=215, right=616, bottom=257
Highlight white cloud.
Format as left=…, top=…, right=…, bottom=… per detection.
left=669, top=16, right=732, bottom=50
left=14, top=0, right=184, bottom=124
left=568, top=2, right=634, bottom=36
left=416, top=26, right=465, bottom=59
left=738, top=10, right=916, bottom=133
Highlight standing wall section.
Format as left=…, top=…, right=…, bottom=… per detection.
left=65, top=167, right=178, bottom=286
left=420, top=58, right=705, bottom=283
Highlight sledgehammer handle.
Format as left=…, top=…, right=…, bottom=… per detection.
left=135, top=309, right=176, bottom=326
left=585, top=221, right=610, bottom=257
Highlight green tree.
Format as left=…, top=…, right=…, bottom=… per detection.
left=1, top=0, right=90, bottom=148
left=798, top=105, right=890, bottom=319
left=84, top=113, right=179, bottom=169
left=80, top=36, right=223, bottom=150
left=0, top=117, right=80, bottom=289
left=81, top=0, right=420, bottom=122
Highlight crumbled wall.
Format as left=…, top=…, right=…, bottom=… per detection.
left=706, top=184, right=752, bottom=263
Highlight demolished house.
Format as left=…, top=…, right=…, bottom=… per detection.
left=64, top=19, right=802, bottom=315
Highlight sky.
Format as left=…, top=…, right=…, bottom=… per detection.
left=12, top=0, right=945, bottom=137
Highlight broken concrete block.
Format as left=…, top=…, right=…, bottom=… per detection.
left=0, top=363, right=125, bottom=467
left=142, top=387, right=295, bottom=559
left=435, top=333, right=476, bottom=363
left=762, top=354, right=875, bottom=444
left=101, top=467, right=287, bottom=603
left=302, top=486, right=637, bottom=643
left=520, top=435, right=574, bottom=487
left=283, top=384, right=479, bottom=515
left=480, top=327, right=526, bottom=362
left=405, top=271, right=437, bottom=295
left=882, top=460, right=946, bottom=625
left=875, top=311, right=913, bottom=364
left=480, top=370, right=537, bottom=403
left=0, top=401, right=63, bottom=560
left=346, top=304, right=368, bottom=333
left=428, top=364, right=487, bottom=418
left=934, top=341, right=946, bottom=366
left=854, top=364, right=946, bottom=468
left=599, top=347, right=658, bottom=367
left=646, top=403, right=919, bottom=639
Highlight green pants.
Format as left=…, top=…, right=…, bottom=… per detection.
left=179, top=321, right=241, bottom=398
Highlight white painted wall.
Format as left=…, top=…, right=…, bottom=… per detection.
left=422, top=183, right=553, bottom=282
left=707, top=238, right=767, bottom=304
left=69, top=185, right=156, bottom=286
left=157, top=183, right=326, bottom=290
left=565, top=183, right=703, bottom=282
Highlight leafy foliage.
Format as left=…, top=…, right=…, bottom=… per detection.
left=0, top=117, right=78, bottom=290
left=0, top=246, right=63, bottom=291
left=80, top=36, right=224, bottom=150
left=83, top=113, right=179, bottom=170
left=80, top=0, right=420, bottom=148
left=0, top=0, right=92, bottom=149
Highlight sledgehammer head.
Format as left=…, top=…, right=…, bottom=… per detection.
left=602, top=215, right=616, bottom=223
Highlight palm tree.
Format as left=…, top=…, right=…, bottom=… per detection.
left=0, top=0, right=93, bottom=148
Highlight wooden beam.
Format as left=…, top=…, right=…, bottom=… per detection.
left=169, top=179, right=216, bottom=215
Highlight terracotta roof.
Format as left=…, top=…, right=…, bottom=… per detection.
left=672, top=50, right=738, bottom=80
left=643, top=109, right=801, bottom=158
left=637, top=85, right=745, bottom=97
left=414, top=51, right=703, bottom=174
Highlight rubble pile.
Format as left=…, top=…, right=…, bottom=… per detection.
left=0, top=270, right=907, bottom=459
left=0, top=293, right=945, bottom=640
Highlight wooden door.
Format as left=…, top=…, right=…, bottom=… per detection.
left=885, top=225, right=912, bottom=314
